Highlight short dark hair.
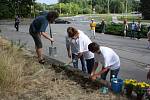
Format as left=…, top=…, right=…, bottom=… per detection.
left=88, top=42, right=99, bottom=53
left=67, top=27, right=79, bottom=38
left=47, top=11, right=59, bottom=23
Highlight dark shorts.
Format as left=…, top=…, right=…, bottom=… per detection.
left=30, top=32, right=42, bottom=48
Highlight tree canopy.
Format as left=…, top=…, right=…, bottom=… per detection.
left=141, top=0, right=150, bottom=19
left=0, top=0, right=35, bottom=19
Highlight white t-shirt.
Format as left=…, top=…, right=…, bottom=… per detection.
left=94, top=46, right=120, bottom=70
left=66, top=30, right=94, bottom=59
left=78, top=30, right=94, bottom=59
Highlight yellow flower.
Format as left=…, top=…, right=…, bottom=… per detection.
left=141, top=84, right=145, bottom=88
left=132, top=83, right=137, bottom=86
left=145, top=84, right=150, bottom=87
left=125, top=80, right=130, bottom=84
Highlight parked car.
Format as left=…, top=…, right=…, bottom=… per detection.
left=54, top=19, right=71, bottom=24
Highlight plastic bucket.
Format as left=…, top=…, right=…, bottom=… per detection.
left=111, top=79, right=123, bottom=93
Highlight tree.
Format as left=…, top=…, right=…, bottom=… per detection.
left=110, top=0, right=123, bottom=13
left=140, top=0, right=150, bottom=19
left=0, top=0, right=35, bottom=19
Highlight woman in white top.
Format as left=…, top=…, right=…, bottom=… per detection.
left=88, top=42, right=120, bottom=81
left=66, top=27, right=94, bottom=74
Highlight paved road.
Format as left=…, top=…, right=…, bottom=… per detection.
left=0, top=19, right=150, bottom=83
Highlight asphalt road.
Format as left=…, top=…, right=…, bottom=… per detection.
left=0, top=18, right=150, bottom=83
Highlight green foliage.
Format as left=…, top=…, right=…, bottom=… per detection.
left=58, top=0, right=138, bottom=14
left=53, top=3, right=80, bottom=14
left=96, top=23, right=148, bottom=38
left=110, top=0, right=123, bottom=13
left=141, top=0, right=150, bottom=20
left=0, top=0, right=35, bottom=19
left=106, top=24, right=124, bottom=36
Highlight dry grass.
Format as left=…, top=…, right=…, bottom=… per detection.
left=0, top=37, right=127, bottom=100
left=0, top=37, right=41, bottom=93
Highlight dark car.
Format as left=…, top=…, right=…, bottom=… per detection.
left=54, top=19, right=71, bottom=24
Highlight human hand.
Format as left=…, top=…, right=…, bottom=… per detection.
left=91, top=72, right=95, bottom=76
left=91, top=74, right=99, bottom=81
left=77, top=53, right=83, bottom=58
left=50, top=38, right=54, bottom=42
left=91, top=74, right=97, bottom=80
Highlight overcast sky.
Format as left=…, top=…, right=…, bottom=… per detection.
left=36, top=0, right=58, bottom=4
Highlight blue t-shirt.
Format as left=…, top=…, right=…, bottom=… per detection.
left=29, top=15, right=48, bottom=34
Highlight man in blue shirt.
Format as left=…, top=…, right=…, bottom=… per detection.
left=29, top=11, right=59, bottom=64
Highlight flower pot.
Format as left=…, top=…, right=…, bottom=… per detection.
left=125, top=85, right=133, bottom=97
left=136, top=93, right=144, bottom=100
left=126, top=88, right=133, bottom=97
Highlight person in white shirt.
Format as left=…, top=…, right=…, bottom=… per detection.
left=88, top=42, right=120, bottom=81
left=66, top=27, right=94, bottom=74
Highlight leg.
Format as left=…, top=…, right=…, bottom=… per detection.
left=101, top=67, right=110, bottom=80
left=110, top=68, right=120, bottom=81
left=133, top=31, right=135, bottom=39
left=30, top=33, right=43, bottom=62
left=36, top=47, right=43, bottom=60
left=72, top=53, right=78, bottom=68
left=137, top=31, right=141, bottom=39
left=15, top=23, right=17, bottom=30
left=90, top=30, right=93, bottom=38
left=93, top=30, right=96, bottom=39
left=148, top=40, right=150, bottom=49
left=86, top=58, right=94, bottom=74
left=16, top=23, right=19, bottom=31
left=130, top=31, right=132, bottom=39
left=80, top=55, right=86, bottom=72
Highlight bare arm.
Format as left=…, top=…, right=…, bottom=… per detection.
left=41, top=32, right=54, bottom=42
left=67, top=46, right=71, bottom=58
left=91, top=62, right=99, bottom=76
left=96, top=67, right=109, bottom=76
left=66, top=37, right=71, bottom=58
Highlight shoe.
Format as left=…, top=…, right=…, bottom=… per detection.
left=39, top=59, right=45, bottom=64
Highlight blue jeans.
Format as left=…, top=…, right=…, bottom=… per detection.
left=86, top=58, right=94, bottom=74
left=72, top=53, right=86, bottom=72
left=101, top=67, right=120, bottom=81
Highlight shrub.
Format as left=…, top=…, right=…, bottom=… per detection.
left=96, top=23, right=148, bottom=38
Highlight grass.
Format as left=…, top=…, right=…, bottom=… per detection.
left=0, top=37, right=41, bottom=92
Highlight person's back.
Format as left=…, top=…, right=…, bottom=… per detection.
left=100, top=46, right=120, bottom=70
left=30, top=15, right=48, bottom=34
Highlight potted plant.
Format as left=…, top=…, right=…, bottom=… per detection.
left=134, top=82, right=150, bottom=100
left=124, top=79, right=137, bottom=97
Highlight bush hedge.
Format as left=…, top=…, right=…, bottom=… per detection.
left=96, top=23, right=148, bottom=38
